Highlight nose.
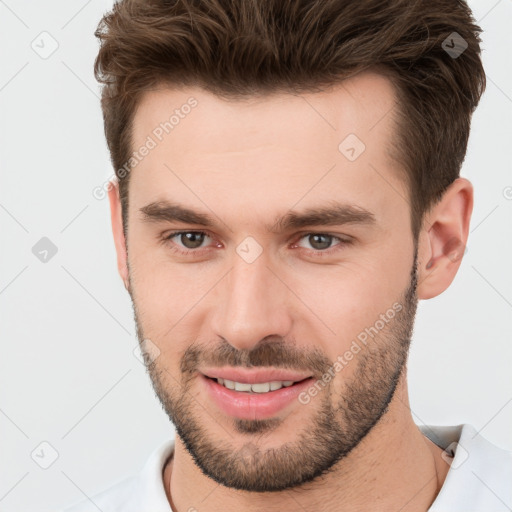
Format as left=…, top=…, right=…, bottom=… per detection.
left=210, top=250, right=293, bottom=351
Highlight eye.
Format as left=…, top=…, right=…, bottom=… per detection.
left=164, top=230, right=214, bottom=253
left=162, top=230, right=352, bottom=258
left=292, top=233, right=351, bottom=255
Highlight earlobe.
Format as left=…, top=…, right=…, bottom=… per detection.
left=417, top=178, right=473, bottom=300
left=107, top=179, right=129, bottom=289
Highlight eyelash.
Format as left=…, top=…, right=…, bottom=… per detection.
left=162, top=230, right=352, bottom=258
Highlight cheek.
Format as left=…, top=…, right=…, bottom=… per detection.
left=128, top=246, right=218, bottom=337
left=297, top=259, right=405, bottom=327
left=286, top=257, right=411, bottom=377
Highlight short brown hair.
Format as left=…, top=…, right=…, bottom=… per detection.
left=94, top=0, right=485, bottom=239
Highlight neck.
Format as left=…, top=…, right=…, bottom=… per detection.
left=163, top=374, right=450, bottom=512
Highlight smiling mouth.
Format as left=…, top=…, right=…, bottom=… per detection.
left=204, top=375, right=312, bottom=394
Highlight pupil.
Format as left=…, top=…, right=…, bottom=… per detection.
left=310, top=234, right=331, bottom=250
left=182, top=232, right=204, bottom=249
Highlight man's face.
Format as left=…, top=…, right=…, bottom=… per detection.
left=125, top=72, right=418, bottom=491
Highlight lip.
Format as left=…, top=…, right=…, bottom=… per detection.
left=200, top=367, right=312, bottom=384
left=200, top=373, right=314, bottom=420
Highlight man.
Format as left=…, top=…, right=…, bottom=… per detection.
left=63, top=0, right=511, bottom=510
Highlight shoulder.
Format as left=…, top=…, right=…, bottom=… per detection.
left=61, top=476, right=136, bottom=512
left=423, top=424, right=512, bottom=512
left=59, top=438, right=175, bottom=512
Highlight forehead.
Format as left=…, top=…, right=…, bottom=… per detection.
left=132, top=71, right=399, bottom=155
left=128, top=72, right=407, bottom=229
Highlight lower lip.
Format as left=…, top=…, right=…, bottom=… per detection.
left=200, top=374, right=314, bottom=421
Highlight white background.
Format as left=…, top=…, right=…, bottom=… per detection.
left=0, top=1, right=511, bottom=511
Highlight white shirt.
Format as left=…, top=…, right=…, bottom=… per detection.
left=61, top=424, right=512, bottom=512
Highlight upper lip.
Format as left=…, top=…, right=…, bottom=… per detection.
left=201, top=367, right=313, bottom=384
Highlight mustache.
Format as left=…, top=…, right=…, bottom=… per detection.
left=180, top=336, right=332, bottom=378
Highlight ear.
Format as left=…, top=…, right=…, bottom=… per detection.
left=108, top=179, right=129, bottom=290
left=417, top=177, right=473, bottom=300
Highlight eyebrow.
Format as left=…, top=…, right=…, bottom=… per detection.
left=139, top=200, right=376, bottom=233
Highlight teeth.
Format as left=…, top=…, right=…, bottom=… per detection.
left=223, top=379, right=234, bottom=390
left=251, top=382, right=270, bottom=393
left=234, top=382, right=252, bottom=392
left=215, top=378, right=298, bottom=393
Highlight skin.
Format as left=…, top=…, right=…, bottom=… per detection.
left=108, top=71, right=473, bottom=511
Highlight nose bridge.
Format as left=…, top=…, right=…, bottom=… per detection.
left=212, top=249, right=292, bottom=350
